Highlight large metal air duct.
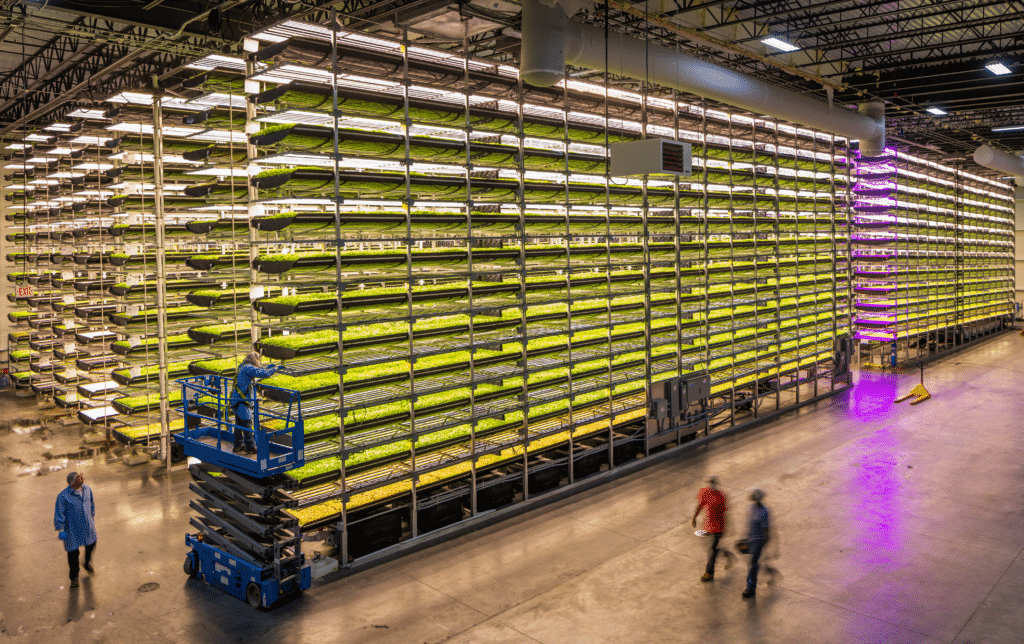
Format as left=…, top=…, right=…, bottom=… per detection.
left=521, top=0, right=886, bottom=155
left=973, top=145, right=1024, bottom=178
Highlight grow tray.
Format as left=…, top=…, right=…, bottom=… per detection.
left=29, top=338, right=60, bottom=351
left=75, top=330, right=118, bottom=345
left=7, top=311, right=43, bottom=324
left=187, top=323, right=261, bottom=345
left=31, top=380, right=59, bottom=396
left=185, top=254, right=251, bottom=271
left=74, top=304, right=117, bottom=319
left=54, top=345, right=87, bottom=360
left=71, top=253, right=111, bottom=266
left=9, top=350, right=39, bottom=363
left=112, top=392, right=183, bottom=415
left=28, top=316, right=60, bottom=329
left=108, top=305, right=202, bottom=326
left=76, top=355, right=120, bottom=371
left=26, top=295, right=62, bottom=307
left=77, top=380, right=120, bottom=399
left=72, top=278, right=116, bottom=292
left=111, top=362, right=191, bottom=386
left=184, top=290, right=247, bottom=307
left=108, top=280, right=213, bottom=297
left=107, top=251, right=194, bottom=267
left=111, top=334, right=198, bottom=356
left=29, top=360, right=63, bottom=374
left=187, top=357, right=245, bottom=377
left=77, top=406, right=119, bottom=425
left=112, top=418, right=187, bottom=446
left=251, top=253, right=340, bottom=273
left=55, top=392, right=82, bottom=408
left=184, top=218, right=249, bottom=234
left=55, top=368, right=90, bottom=385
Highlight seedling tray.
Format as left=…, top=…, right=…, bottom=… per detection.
left=112, top=335, right=199, bottom=355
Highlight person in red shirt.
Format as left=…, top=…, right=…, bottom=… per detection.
left=691, top=476, right=733, bottom=581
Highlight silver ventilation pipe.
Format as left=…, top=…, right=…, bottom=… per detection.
left=973, top=145, right=1024, bottom=178
left=521, top=0, right=885, bottom=154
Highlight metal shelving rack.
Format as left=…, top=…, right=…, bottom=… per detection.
left=232, top=18, right=853, bottom=564
left=17, top=17, right=996, bottom=570
left=853, top=147, right=1014, bottom=368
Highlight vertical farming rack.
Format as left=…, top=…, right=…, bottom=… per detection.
left=1, top=16, right=1012, bottom=571
left=851, top=148, right=1015, bottom=368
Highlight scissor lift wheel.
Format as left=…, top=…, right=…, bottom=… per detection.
left=246, top=582, right=262, bottom=608
left=184, top=555, right=196, bottom=577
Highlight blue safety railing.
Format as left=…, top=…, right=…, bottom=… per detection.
left=173, top=375, right=304, bottom=477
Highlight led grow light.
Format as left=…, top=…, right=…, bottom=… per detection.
left=67, top=109, right=110, bottom=120
left=26, top=157, right=58, bottom=163
left=186, top=92, right=250, bottom=109
left=926, top=107, right=947, bottom=115
left=107, top=123, right=203, bottom=137
left=106, top=91, right=154, bottom=104
left=5, top=143, right=30, bottom=149
left=73, top=190, right=115, bottom=198
left=186, top=54, right=252, bottom=72
left=252, top=21, right=487, bottom=71
left=4, top=163, right=35, bottom=169
left=256, top=153, right=339, bottom=167
left=69, top=136, right=114, bottom=146
left=991, top=125, right=1024, bottom=132
left=254, top=197, right=339, bottom=206
left=189, top=204, right=249, bottom=212
left=186, top=168, right=250, bottom=177
left=257, top=110, right=336, bottom=127
left=25, top=134, right=55, bottom=143
left=187, top=129, right=247, bottom=143
left=46, top=172, right=85, bottom=179
left=72, top=163, right=114, bottom=171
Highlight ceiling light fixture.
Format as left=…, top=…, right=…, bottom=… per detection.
left=762, top=37, right=799, bottom=52
left=991, top=125, right=1024, bottom=132
left=926, top=107, right=947, bottom=116
left=985, top=61, right=1011, bottom=76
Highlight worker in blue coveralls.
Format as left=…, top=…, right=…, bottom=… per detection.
left=742, top=489, right=771, bottom=599
left=54, top=471, right=97, bottom=588
left=229, top=351, right=279, bottom=454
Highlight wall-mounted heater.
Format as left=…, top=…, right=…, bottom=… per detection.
left=610, top=138, right=692, bottom=177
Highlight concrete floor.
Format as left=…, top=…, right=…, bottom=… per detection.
left=1, top=332, right=1022, bottom=644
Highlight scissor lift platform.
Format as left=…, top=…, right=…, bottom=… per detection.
left=175, top=375, right=311, bottom=608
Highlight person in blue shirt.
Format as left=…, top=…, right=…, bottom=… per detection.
left=229, top=351, right=279, bottom=454
left=742, top=489, right=770, bottom=599
left=54, top=471, right=97, bottom=588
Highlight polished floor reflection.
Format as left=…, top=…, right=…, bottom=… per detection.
left=1, top=331, right=1022, bottom=643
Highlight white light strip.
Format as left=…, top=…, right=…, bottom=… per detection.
left=762, top=37, right=799, bottom=52
left=986, top=62, right=1011, bottom=76
left=67, top=109, right=110, bottom=120
left=69, top=136, right=114, bottom=146
left=185, top=54, right=254, bottom=72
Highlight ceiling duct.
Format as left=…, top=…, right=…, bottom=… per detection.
left=972, top=145, right=1024, bottom=179
left=520, top=0, right=886, bottom=155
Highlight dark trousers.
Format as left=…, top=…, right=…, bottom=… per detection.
left=746, top=538, right=767, bottom=590
left=706, top=532, right=723, bottom=574
left=67, top=541, right=96, bottom=580
left=233, top=415, right=254, bottom=449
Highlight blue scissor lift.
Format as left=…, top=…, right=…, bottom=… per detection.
left=174, top=375, right=312, bottom=608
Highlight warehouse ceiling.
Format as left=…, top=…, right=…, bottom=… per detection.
left=1, top=0, right=1023, bottom=169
